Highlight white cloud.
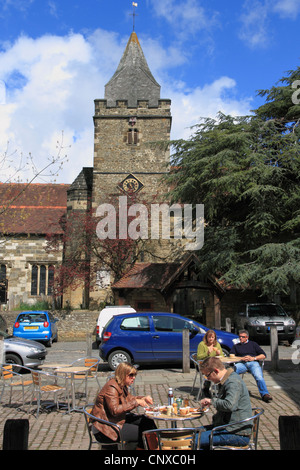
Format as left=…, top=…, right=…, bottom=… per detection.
left=165, top=77, right=253, bottom=141
left=272, top=0, right=300, bottom=18
left=239, top=0, right=271, bottom=48
left=239, top=0, right=300, bottom=48
left=150, top=0, right=217, bottom=32
left=0, top=29, right=253, bottom=184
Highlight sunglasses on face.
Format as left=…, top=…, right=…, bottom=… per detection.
left=128, top=373, right=137, bottom=378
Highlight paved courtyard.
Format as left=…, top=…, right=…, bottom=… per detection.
left=1, top=341, right=299, bottom=451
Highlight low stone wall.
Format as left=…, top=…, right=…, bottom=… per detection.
left=1, top=310, right=99, bottom=342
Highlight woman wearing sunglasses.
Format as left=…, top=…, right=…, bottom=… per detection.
left=91, top=362, right=156, bottom=449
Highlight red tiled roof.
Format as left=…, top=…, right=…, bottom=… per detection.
left=111, top=262, right=181, bottom=290
left=0, top=183, right=69, bottom=235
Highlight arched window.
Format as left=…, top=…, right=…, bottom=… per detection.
left=48, top=265, right=55, bottom=295
left=0, top=264, right=7, bottom=304
left=31, top=265, right=38, bottom=296
left=39, top=265, right=46, bottom=295
left=31, top=264, right=55, bottom=296
left=127, top=128, right=139, bottom=145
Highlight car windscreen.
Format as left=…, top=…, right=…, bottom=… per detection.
left=18, top=313, right=47, bottom=323
left=248, top=304, right=287, bottom=317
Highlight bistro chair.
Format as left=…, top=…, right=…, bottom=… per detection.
left=142, top=427, right=201, bottom=450
left=0, top=364, right=33, bottom=406
left=70, top=357, right=101, bottom=399
left=190, top=353, right=204, bottom=400
left=29, top=369, right=70, bottom=418
left=209, top=407, right=264, bottom=450
left=83, top=405, right=125, bottom=450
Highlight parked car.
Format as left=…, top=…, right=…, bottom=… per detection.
left=99, top=312, right=239, bottom=370
left=233, top=302, right=296, bottom=344
left=96, top=305, right=136, bottom=346
left=0, top=328, right=47, bottom=372
left=13, top=310, right=59, bottom=347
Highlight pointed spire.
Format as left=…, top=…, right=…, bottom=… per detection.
left=105, top=32, right=161, bottom=107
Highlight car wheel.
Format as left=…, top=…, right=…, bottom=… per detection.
left=108, top=350, right=131, bottom=370
left=5, top=353, right=23, bottom=373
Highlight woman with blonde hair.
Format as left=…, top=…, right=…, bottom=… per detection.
left=197, top=329, right=224, bottom=398
left=91, top=362, right=156, bottom=449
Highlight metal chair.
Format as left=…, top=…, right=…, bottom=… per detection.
left=209, top=407, right=264, bottom=450
left=0, top=364, right=33, bottom=406
left=142, top=427, right=201, bottom=450
left=68, top=357, right=101, bottom=404
left=83, top=405, right=125, bottom=450
left=190, top=353, right=204, bottom=400
left=29, top=369, right=70, bottom=417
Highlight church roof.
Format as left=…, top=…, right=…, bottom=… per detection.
left=105, top=32, right=161, bottom=107
left=0, top=183, right=69, bottom=235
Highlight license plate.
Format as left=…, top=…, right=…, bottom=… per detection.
left=277, top=326, right=284, bottom=331
left=24, top=326, right=39, bottom=330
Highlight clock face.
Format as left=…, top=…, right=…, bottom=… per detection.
left=119, top=174, right=143, bottom=194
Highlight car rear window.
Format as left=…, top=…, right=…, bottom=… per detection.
left=120, top=316, right=150, bottom=331
left=18, top=313, right=47, bottom=323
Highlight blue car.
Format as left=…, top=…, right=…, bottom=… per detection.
left=13, top=310, right=59, bottom=347
left=99, top=312, right=239, bottom=370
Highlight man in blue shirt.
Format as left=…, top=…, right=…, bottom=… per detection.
left=230, top=330, right=272, bottom=403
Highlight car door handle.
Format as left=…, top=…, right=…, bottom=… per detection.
left=152, top=335, right=160, bottom=339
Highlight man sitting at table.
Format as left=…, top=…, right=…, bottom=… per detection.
left=198, top=357, right=253, bottom=450
left=230, top=329, right=272, bottom=403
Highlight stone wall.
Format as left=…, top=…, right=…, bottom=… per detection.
left=1, top=310, right=99, bottom=342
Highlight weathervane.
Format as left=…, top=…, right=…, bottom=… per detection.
left=131, top=2, right=138, bottom=31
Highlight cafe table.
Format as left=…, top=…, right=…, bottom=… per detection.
left=145, top=407, right=206, bottom=428
left=216, top=355, right=244, bottom=364
left=55, top=366, right=90, bottom=412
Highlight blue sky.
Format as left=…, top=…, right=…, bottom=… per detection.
left=0, top=0, right=299, bottom=184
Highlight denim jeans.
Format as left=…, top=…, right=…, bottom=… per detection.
left=198, top=426, right=250, bottom=450
left=234, top=361, right=269, bottom=397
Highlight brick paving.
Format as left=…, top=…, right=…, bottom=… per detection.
left=1, top=363, right=299, bottom=450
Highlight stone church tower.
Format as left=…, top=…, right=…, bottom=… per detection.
left=65, top=31, right=226, bottom=326
left=67, top=31, right=176, bottom=309
left=93, top=32, right=171, bottom=205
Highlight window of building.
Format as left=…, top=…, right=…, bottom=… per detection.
left=31, top=264, right=55, bottom=296
left=127, top=128, right=139, bottom=145
left=0, top=264, right=7, bottom=303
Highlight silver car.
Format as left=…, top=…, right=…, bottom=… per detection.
left=234, top=302, right=296, bottom=344
left=1, top=328, right=47, bottom=372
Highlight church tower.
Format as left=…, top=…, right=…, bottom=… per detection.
left=92, top=32, right=171, bottom=205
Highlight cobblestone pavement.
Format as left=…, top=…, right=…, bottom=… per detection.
left=1, top=342, right=299, bottom=451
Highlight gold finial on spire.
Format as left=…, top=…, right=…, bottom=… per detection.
left=131, top=2, right=138, bottom=31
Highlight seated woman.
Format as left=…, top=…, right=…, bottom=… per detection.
left=91, top=362, right=156, bottom=449
left=197, top=329, right=224, bottom=397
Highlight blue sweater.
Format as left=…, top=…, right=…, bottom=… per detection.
left=230, top=340, right=266, bottom=358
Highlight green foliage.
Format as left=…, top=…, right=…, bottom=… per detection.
left=166, top=66, right=300, bottom=296
left=14, top=300, right=51, bottom=311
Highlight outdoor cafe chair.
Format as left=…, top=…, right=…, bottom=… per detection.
left=209, top=407, right=264, bottom=450
left=0, top=364, right=33, bottom=406
left=190, top=353, right=204, bottom=400
left=83, top=404, right=125, bottom=450
left=29, top=369, right=70, bottom=418
left=70, top=357, right=101, bottom=398
left=190, top=353, right=219, bottom=399
left=142, top=427, right=201, bottom=450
